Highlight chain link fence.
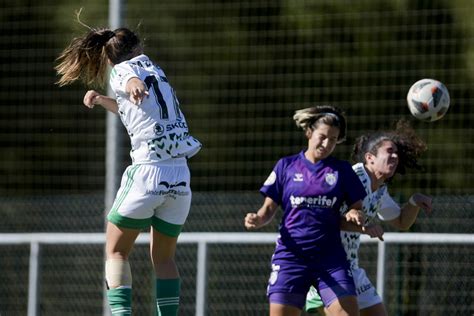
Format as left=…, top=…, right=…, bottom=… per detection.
left=0, top=0, right=473, bottom=315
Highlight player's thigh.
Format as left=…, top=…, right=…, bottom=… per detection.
left=269, top=303, right=301, bottom=316
left=325, top=295, right=358, bottom=316
left=105, top=221, right=140, bottom=259
left=360, top=303, right=387, bottom=316
left=150, top=228, right=178, bottom=261
left=317, top=264, right=356, bottom=310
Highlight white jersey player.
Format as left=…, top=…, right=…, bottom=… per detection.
left=110, top=54, right=201, bottom=164
left=306, top=121, right=433, bottom=316
left=56, top=26, right=200, bottom=316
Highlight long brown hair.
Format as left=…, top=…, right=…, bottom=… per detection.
left=352, top=119, right=427, bottom=175
left=55, top=27, right=142, bottom=87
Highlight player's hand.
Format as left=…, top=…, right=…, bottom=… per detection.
left=410, top=193, right=433, bottom=214
left=244, top=213, right=263, bottom=230
left=127, top=79, right=149, bottom=105
left=83, top=90, right=102, bottom=109
left=362, top=224, right=384, bottom=241
left=345, top=209, right=365, bottom=226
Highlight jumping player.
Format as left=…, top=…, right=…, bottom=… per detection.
left=305, top=120, right=432, bottom=316
left=55, top=24, right=201, bottom=315
left=245, top=105, right=382, bottom=316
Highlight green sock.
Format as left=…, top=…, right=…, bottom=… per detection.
left=107, top=288, right=132, bottom=315
left=156, top=278, right=180, bottom=316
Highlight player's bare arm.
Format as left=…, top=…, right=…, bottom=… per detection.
left=125, top=77, right=149, bottom=105
left=344, top=200, right=365, bottom=226
left=388, top=193, right=433, bottom=230
left=83, top=90, right=118, bottom=113
left=244, top=197, right=278, bottom=230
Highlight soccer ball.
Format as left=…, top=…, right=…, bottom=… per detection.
left=406, top=78, right=450, bottom=122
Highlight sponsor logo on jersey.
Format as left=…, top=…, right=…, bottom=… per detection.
left=154, top=123, right=164, bottom=136
left=166, top=121, right=188, bottom=131
left=289, top=195, right=337, bottom=208
left=293, top=173, right=304, bottom=182
left=264, top=171, right=277, bottom=186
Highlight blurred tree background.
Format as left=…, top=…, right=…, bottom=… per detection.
left=0, top=1, right=473, bottom=315
left=1, top=0, right=472, bottom=198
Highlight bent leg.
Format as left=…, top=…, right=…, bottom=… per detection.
left=105, top=222, right=140, bottom=316
left=270, top=303, right=302, bottom=316
left=360, top=303, right=387, bottom=316
left=325, top=295, right=359, bottom=316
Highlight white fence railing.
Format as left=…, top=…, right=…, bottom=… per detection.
left=1, top=232, right=473, bottom=316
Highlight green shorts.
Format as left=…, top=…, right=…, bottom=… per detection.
left=305, top=285, right=324, bottom=313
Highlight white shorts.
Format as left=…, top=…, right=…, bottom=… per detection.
left=107, top=158, right=191, bottom=237
left=352, top=267, right=382, bottom=309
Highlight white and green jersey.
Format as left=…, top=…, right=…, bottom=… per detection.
left=340, top=163, right=400, bottom=270
left=110, top=54, right=201, bottom=164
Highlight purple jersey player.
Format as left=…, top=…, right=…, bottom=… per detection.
left=245, top=105, right=369, bottom=316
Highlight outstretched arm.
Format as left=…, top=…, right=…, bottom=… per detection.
left=387, top=193, right=432, bottom=230
left=83, top=90, right=118, bottom=114
left=244, top=197, right=278, bottom=230
left=340, top=200, right=384, bottom=241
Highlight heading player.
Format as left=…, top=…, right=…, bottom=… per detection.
left=245, top=105, right=382, bottom=316
left=306, top=119, right=432, bottom=316
left=55, top=22, right=201, bottom=315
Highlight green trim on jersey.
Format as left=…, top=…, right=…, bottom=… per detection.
left=152, top=217, right=182, bottom=237
left=108, top=213, right=152, bottom=230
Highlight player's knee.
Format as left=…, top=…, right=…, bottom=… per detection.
left=105, top=259, right=132, bottom=289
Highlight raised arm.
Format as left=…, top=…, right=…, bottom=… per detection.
left=387, top=193, right=432, bottom=230
left=83, top=90, right=118, bottom=114
left=244, top=197, right=279, bottom=230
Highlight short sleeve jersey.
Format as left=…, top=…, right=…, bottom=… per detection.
left=110, top=54, right=201, bottom=164
left=260, top=152, right=367, bottom=261
left=340, top=163, right=401, bottom=269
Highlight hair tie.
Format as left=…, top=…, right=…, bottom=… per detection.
left=319, top=112, right=340, bottom=121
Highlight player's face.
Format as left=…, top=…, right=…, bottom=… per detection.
left=371, top=140, right=399, bottom=179
left=306, top=123, right=340, bottom=162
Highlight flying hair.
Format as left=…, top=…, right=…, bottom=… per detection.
left=351, top=119, right=427, bottom=176
left=55, top=9, right=142, bottom=88
left=293, top=105, right=347, bottom=143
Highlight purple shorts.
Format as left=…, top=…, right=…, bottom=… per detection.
left=267, top=255, right=356, bottom=310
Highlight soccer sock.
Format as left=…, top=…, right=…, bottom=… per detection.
left=107, top=288, right=132, bottom=315
left=155, top=278, right=180, bottom=316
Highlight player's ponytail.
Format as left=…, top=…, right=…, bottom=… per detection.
left=55, top=28, right=114, bottom=87
left=55, top=9, right=142, bottom=88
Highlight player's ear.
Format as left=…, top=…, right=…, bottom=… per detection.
left=305, top=128, right=313, bottom=139
left=365, top=152, right=375, bottom=164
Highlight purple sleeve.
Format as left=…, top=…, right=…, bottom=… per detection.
left=342, top=162, right=367, bottom=206
left=259, top=159, right=284, bottom=205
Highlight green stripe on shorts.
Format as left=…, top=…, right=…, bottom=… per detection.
left=110, top=165, right=140, bottom=215
left=152, top=217, right=182, bottom=237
